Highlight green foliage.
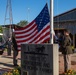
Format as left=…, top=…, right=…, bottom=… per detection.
left=17, top=20, right=28, bottom=27
left=60, top=70, right=76, bottom=75
left=0, top=26, right=3, bottom=33
left=3, top=67, right=21, bottom=75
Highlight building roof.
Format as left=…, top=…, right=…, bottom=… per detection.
left=1, top=24, right=21, bottom=29
left=54, top=8, right=76, bottom=22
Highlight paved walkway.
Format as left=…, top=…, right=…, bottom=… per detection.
left=0, top=50, right=21, bottom=75
left=0, top=51, right=76, bottom=74
left=0, top=51, right=21, bottom=69
left=59, top=53, right=76, bottom=74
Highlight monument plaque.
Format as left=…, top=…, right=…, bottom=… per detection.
left=21, top=44, right=59, bottom=75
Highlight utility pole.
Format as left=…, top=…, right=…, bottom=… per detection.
left=50, top=0, right=54, bottom=44
left=4, top=0, right=13, bottom=38
left=4, top=0, right=13, bottom=56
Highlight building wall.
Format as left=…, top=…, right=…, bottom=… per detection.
left=54, top=21, right=76, bottom=48
left=54, top=21, right=76, bottom=35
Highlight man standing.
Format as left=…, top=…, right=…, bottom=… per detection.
left=12, top=33, right=19, bottom=66
left=62, top=29, right=73, bottom=72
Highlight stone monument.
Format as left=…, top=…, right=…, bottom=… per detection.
left=21, top=44, right=59, bottom=75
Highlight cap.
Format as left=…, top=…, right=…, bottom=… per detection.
left=64, top=29, right=70, bottom=34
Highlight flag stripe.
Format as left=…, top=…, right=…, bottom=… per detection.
left=16, top=30, right=38, bottom=39
left=15, top=21, right=36, bottom=34
left=35, top=32, right=50, bottom=43
left=16, top=23, right=50, bottom=50
left=30, top=23, right=50, bottom=43
left=15, top=25, right=37, bottom=38
left=15, top=4, right=50, bottom=50
left=15, top=20, right=35, bottom=31
left=17, top=34, right=50, bottom=50
left=16, top=22, right=50, bottom=43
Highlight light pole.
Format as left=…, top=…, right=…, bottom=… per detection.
left=27, top=8, right=30, bottom=23
left=50, top=0, right=54, bottom=44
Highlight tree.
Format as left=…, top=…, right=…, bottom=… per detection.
left=0, top=26, right=3, bottom=33
left=17, top=20, right=28, bottom=27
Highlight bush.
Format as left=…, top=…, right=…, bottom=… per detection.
left=60, top=70, right=76, bottom=75
left=3, top=67, right=21, bottom=75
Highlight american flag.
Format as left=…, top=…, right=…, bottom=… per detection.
left=15, top=3, right=50, bottom=50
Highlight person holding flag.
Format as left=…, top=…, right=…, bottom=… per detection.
left=12, top=31, right=19, bottom=66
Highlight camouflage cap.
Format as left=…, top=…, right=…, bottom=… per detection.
left=64, top=29, right=70, bottom=34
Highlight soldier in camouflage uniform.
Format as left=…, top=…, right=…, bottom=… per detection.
left=62, top=29, right=73, bottom=72
left=12, top=33, right=19, bottom=66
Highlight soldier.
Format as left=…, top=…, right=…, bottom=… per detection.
left=62, top=29, right=73, bottom=72
left=12, top=33, right=19, bottom=66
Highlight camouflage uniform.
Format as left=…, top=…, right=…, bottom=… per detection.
left=62, top=34, right=73, bottom=72
left=12, top=36, right=18, bottom=66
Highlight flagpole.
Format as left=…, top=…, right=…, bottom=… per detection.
left=50, top=0, right=54, bottom=44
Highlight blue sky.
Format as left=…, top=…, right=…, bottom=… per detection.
left=0, top=0, right=76, bottom=25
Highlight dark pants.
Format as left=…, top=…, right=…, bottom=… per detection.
left=13, top=50, right=18, bottom=65
left=63, top=54, right=71, bottom=72
left=7, top=48, right=11, bottom=56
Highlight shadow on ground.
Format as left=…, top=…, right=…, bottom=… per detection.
left=0, top=62, right=14, bottom=68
